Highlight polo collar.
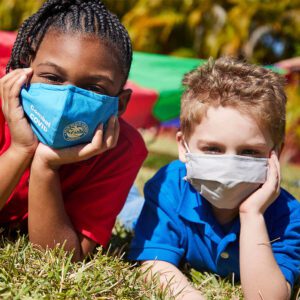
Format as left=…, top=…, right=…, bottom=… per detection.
left=177, top=179, right=213, bottom=225
left=178, top=179, right=240, bottom=235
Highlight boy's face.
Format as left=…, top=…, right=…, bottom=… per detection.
left=177, top=106, right=274, bottom=161
left=29, top=30, right=131, bottom=115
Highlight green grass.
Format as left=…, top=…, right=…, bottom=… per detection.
left=1, top=131, right=300, bottom=299
left=0, top=233, right=166, bottom=300
left=1, top=231, right=299, bottom=299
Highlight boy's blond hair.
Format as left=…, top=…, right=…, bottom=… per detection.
left=180, top=57, right=286, bottom=149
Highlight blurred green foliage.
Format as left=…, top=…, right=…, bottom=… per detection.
left=1, top=0, right=300, bottom=162
left=104, top=0, right=300, bottom=64
left=0, top=0, right=44, bottom=30
left=283, top=81, right=300, bottom=163
left=1, top=0, right=300, bottom=63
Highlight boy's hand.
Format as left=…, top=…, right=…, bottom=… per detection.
left=239, top=151, right=280, bottom=215
left=32, top=115, right=119, bottom=169
left=0, top=68, right=37, bottom=155
left=177, top=291, right=204, bottom=300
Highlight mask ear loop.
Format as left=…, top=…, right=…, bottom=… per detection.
left=182, top=139, right=191, bottom=182
left=183, top=139, right=191, bottom=153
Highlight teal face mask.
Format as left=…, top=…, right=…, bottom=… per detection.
left=20, top=83, right=118, bottom=149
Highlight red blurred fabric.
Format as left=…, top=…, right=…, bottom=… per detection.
left=123, top=81, right=159, bottom=128
left=0, top=31, right=16, bottom=77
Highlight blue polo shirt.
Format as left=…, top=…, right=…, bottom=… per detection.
left=129, top=160, right=300, bottom=287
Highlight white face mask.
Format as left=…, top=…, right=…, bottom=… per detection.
left=184, top=143, right=268, bottom=209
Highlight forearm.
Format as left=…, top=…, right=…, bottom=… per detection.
left=239, top=213, right=290, bottom=300
left=28, top=157, right=82, bottom=260
left=0, top=145, right=33, bottom=209
left=141, top=260, right=205, bottom=300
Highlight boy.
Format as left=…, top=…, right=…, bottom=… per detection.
left=129, top=57, right=300, bottom=299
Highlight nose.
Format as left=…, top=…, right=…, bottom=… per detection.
left=64, top=81, right=75, bottom=86
left=225, top=149, right=238, bottom=155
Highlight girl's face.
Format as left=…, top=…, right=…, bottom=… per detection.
left=30, top=30, right=131, bottom=113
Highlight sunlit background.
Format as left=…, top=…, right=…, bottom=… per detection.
left=0, top=0, right=300, bottom=197
left=1, top=2, right=300, bottom=298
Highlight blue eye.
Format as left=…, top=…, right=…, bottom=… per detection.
left=203, top=147, right=222, bottom=154
left=240, top=149, right=261, bottom=157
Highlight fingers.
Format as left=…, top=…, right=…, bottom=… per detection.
left=264, top=151, right=281, bottom=198
left=0, top=68, right=33, bottom=115
left=35, top=116, right=120, bottom=168
left=271, top=151, right=281, bottom=194
left=103, top=115, right=119, bottom=149
left=90, top=116, right=119, bottom=153
left=240, top=151, right=281, bottom=214
left=91, top=123, right=104, bottom=148
left=70, top=116, right=119, bottom=161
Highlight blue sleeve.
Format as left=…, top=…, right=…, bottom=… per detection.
left=272, top=220, right=300, bottom=287
left=268, top=191, right=300, bottom=287
left=128, top=178, right=186, bottom=266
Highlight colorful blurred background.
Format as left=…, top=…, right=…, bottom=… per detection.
left=1, top=2, right=300, bottom=298
left=0, top=0, right=300, bottom=191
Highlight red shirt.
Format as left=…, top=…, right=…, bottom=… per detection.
left=0, top=109, right=147, bottom=247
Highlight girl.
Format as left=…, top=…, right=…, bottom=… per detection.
left=0, top=0, right=147, bottom=261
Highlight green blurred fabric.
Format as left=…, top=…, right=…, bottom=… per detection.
left=129, top=52, right=285, bottom=122
left=130, top=52, right=205, bottom=121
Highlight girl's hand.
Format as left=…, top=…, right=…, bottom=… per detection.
left=32, top=115, right=119, bottom=169
left=0, top=68, right=38, bottom=155
left=239, top=151, right=281, bottom=215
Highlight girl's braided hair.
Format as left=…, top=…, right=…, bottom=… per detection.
left=6, top=0, right=132, bottom=82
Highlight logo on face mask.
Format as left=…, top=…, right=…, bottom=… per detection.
left=63, top=121, right=89, bottom=141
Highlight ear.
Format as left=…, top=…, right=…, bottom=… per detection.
left=176, top=131, right=188, bottom=163
left=118, top=88, right=132, bottom=116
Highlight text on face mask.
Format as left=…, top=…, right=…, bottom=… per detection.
left=29, top=105, right=51, bottom=132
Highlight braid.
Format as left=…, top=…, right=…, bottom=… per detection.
left=6, top=0, right=132, bottom=81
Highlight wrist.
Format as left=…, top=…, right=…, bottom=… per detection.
left=239, top=203, right=265, bottom=216
left=9, top=143, right=36, bottom=160
left=10, top=139, right=38, bottom=157
left=239, top=210, right=264, bottom=224
left=32, top=144, right=62, bottom=171
left=31, top=153, right=60, bottom=173
left=7, top=145, right=35, bottom=170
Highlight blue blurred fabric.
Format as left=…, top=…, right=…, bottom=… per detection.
left=117, top=185, right=145, bottom=230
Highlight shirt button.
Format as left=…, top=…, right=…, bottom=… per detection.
left=220, top=252, right=229, bottom=259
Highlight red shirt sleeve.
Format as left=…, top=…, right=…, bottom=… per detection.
left=0, top=100, right=5, bottom=151
left=61, top=119, right=147, bottom=247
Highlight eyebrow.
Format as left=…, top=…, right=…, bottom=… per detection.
left=36, top=61, right=114, bottom=85
left=196, top=139, right=268, bottom=148
left=37, top=62, right=66, bottom=75
left=196, top=140, right=224, bottom=147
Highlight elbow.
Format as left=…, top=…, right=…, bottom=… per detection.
left=71, top=250, right=85, bottom=262
left=243, top=282, right=291, bottom=300
left=28, top=234, right=84, bottom=262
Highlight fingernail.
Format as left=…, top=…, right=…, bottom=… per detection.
left=113, top=115, right=118, bottom=125
left=18, top=74, right=26, bottom=82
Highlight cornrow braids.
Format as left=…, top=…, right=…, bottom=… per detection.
left=6, top=0, right=132, bottom=82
